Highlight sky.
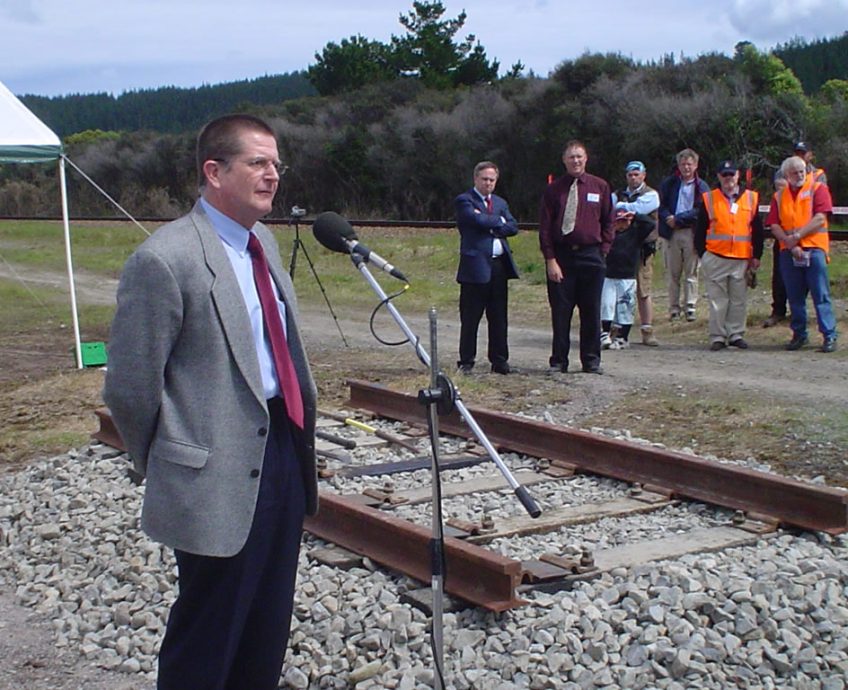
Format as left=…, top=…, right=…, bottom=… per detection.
left=2, top=0, right=847, bottom=97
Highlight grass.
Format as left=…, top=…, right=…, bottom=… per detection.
left=588, top=384, right=848, bottom=485
left=0, top=219, right=147, bottom=276
left=2, top=219, right=846, bottom=325
left=1, top=218, right=846, bottom=367
left=287, top=225, right=552, bottom=323
left=1, top=219, right=846, bottom=481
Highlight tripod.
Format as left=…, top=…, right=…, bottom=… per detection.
left=288, top=211, right=349, bottom=347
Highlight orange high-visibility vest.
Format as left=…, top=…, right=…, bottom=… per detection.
left=775, top=177, right=829, bottom=252
left=702, top=189, right=758, bottom=259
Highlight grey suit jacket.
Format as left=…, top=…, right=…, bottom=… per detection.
left=104, top=201, right=318, bottom=557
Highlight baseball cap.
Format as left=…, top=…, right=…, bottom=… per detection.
left=625, top=161, right=646, bottom=172
left=716, top=160, right=737, bottom=175
left=793, top=141, right=809, bottom=153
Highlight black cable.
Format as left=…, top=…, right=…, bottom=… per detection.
left=425, top=410, right=447, bottom=688
left=368, top=284, right=412, bottom=347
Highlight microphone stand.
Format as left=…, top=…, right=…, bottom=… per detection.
left=349, top=253, right=543, bottom=519
left=419, top=308, right=447, bottom=689
left=348, top=254, right=540, bottom=687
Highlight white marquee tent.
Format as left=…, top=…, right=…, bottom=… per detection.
left=0, top=79, right=83, bottom=367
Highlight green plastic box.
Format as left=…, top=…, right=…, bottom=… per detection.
left=80, top=341, right=107, bottom=367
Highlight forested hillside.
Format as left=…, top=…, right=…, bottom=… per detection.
left=1, top=3, right=846, bottom=220
left=19, top=72, right=315, bottom=136
left=775, top=33, right=848, bottom=94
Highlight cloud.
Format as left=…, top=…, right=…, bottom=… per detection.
left=0, top=0, right=40, bottom=23
left=728, top=0, right=848, bottom=42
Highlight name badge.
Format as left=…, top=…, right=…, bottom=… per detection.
left=730, top=203, right=738, bottom=214
left=586, top=193, right=600, bottom=203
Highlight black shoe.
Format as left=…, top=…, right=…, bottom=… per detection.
left=581, top=366, right=604, bottom=375
left=762, top=314, right=785, bottom=328
left=820, top=337, right=837, bottom=353
left=710, top=341, right=726, bottom=351
left=457, top=363, right=474, bottom=373
left=491, top=363, right=513, bottom=375
left=785, top=334, right=808, bottom=351
left=728, top=338, right=749, bottom=349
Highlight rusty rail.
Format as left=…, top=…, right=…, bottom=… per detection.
left=304, top=493, right=526, bottom=611
left=347, top=380, right=848, bottom=535
left=92, top=408, right=526, bottom=610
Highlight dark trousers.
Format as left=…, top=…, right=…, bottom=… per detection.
left=546, top=278, right=565, bottom=367
left=458, top=257, right=510, bottom=368
left=548, top=245, right=606, bottom=371
left=157, top=400, right=306, bottom=690
left=769, top=240, right=787, bottom=317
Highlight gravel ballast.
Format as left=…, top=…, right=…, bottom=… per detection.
left=2, top=440, right=848, bottom=690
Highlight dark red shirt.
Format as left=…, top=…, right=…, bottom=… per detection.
left=539, top=173, right=615, bottom=259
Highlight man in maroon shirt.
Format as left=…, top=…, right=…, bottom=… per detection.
left=539, top=140, right=614, bottom=373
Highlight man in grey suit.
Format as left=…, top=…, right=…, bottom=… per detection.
left=104, top=114, right=317, bottom=690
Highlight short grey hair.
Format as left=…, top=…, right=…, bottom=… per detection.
left=676, top=148, right=699, bottom=164
left=780, top=155, right=807, bottom=176
left=473, top=161, right=499, bottom=177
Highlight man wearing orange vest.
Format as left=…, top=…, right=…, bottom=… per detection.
left=765, top=156, right=837, bottom=353
left=763, top=141, right=827, bottom=328
left=695, top=161, right=764, bottom=351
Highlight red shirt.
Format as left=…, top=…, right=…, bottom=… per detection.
left=539, top=173, right=614, bottom=259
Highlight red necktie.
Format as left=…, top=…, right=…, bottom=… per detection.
left=247, top=233, right=304, bottom=429
left=486, top=196, right=493, bottom=213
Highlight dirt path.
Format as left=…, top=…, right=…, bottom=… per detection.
left=2, top=255, right=845, bottom=405
left=299, top=303, right=848, bottom=406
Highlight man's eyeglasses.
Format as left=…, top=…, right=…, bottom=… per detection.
left=213, top=157, right=287, bottom=175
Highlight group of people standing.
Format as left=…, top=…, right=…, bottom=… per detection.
left=455, top=140, right=839, bottom=374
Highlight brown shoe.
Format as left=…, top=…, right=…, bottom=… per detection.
left=762, top=314, right=785, bottom=328
left=641, top=326, right=659, bottom=347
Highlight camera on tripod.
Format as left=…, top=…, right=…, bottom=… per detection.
left=290, top=206, right=307, bottom=219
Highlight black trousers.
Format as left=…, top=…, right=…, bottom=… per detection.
left=548, top=245, right=606, bottom=371
left=458, top=257, right=510, bottom=368
left=546, top=279, right=564, bottom=367
left=157, top=400, right=305, bottom=690
left=770, top=240, right=787, bottom=317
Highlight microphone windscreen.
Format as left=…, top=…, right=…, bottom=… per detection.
left=313, top=212, right=358, bottom=254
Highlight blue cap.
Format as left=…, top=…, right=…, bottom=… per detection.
left=625, top=161, right=646, bottom=172
left=717, top=160, right=737, bottom=175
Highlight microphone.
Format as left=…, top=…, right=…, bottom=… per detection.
left=313, top=212, right=409, bottom=283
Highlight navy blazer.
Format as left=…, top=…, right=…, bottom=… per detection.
left=454, top=189, right=520, bottom=284
left=658, top=174, right=710, bottom=240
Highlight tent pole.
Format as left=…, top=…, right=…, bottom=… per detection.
left=59, top=156, right=83, bottom=369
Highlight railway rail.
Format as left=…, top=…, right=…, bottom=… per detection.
left=93, top=382, right=848, bottom=612
left=3, top=214, right=848, bottom=240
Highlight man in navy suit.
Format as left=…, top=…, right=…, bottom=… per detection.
left=455, top=161, right=520, bottom=374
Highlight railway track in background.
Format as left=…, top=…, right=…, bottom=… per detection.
left=4, top=215, right=848, bottom=240
left=93, top=380, right=848, bottom=612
